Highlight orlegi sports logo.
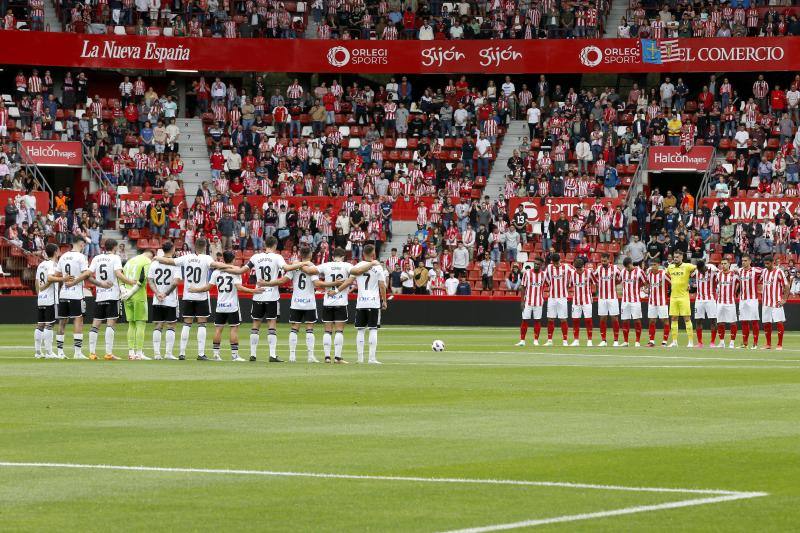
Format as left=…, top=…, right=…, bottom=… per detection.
left=579, top=46, right=603, bottom=67
left=326, top=46, right=388, bottom=67
left=326, top=46, right=351, bottom=67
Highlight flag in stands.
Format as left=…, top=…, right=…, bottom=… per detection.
left=641, top=39, right=662, bottom=64
left=658, top=39, right=684, bottom=62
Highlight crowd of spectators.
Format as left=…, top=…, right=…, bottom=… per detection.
left=618, top=3, right=800, bottom=39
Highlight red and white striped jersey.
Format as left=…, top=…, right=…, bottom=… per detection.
left=522, top=269, right=546, bottom=307
left=569, top=268, right=594, bottom=306
left=620, top=267, right=646, bottom=304
left=715, top=270, right=739, bottom=305
left=762, top=268, right=787, bottom=307
left=738, top=266, right=762, bottom=301
left=693, top=266, right=718, bottom=301
left=545, top=263, right=574, bottom=299
left=593, top=264, right=620, bottom=300
left=647, top=269, right=670, bottom=306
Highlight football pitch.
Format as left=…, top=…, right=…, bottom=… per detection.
left=1, top=324, right=799, bottom=531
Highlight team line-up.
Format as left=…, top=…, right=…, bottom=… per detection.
left=32, top=236, right=388, bottom=363
left=516, top=250, right=789, bottom=350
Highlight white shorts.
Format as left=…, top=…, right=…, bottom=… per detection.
left=716, top=303, right=738, bottom=323
left=572, top=303, right=592, bottom=319
left=597, top=298, right=620, bottom=316
left=621, top=302, right=642, bottom=320
left=762, top=305, right=786, bottom=323
left=647, top=304, right=668, bottom=320
left=522, top=305, right=543, bottom=320
left=547, top=298, right=568, bottom=319
left=694, top=300, right=717, bottom=320
left=739, top=299, right=759, bottom=321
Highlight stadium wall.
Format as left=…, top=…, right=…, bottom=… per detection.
left=6, top=296, right=800, bottom=329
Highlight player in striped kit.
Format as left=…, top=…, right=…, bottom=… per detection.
left=760, top=256, right=789, bottom=350
left=712, top=259, right=738, bottom=348
left=593, top=253, right=621, bottom=347
left=692, top=260, right=719, bottom=348
left=620, top=258, right=647, bottom=347
left=544, top=254, right=574, bottom=347
left=568, top=258, right=594, bottom=347
left=646, top=260, right=671, bottom=347
left=737, top=255, right=762, bottom=349
left=516, top=258, right=545, bottom=346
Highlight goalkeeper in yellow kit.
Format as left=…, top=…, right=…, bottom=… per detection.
left=665, top=250, right=697, bottom=348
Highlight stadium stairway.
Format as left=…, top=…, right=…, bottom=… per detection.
left=381, top=220, right=420, bottom=259
left=43, top=0, right=62, bottom=31
left=176, top=117, right=210, bottom=202
left=604, top=2, right=628, bottom=37
left=485, top=119, right=527, bottom=200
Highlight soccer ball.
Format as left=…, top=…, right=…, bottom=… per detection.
left=431, top=340, right=445, bottom=352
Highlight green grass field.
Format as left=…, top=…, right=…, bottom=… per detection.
left=1, top=323, right=800, bottom=532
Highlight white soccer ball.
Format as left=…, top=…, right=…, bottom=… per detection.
left=431, top=340, right=446, bottom=352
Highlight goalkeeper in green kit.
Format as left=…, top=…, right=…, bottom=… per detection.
left=120, top=247, right=155, bottom=360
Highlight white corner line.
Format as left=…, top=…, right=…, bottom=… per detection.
left=0, top=462, right=767, bottom=532
left=439, top=492, right=768, bottom=533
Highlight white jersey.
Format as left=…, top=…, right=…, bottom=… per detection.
left=174, top=254, right=214, bottom=301
left=318, top=261, right=353, bottom=307
left=56, top=250, right=89, bottom=300
left=210, top=270, right=241, bottom=313
left=355, top=263, right=385, bottom=309
left=246, top=252, right=286, bottom=302
left=36, top=259, right=58, bottom=306
left=147, top=262, right=181, bottom=308
left=89, top=253, right=124, bottom=302
left=288, top=269, right=318, bottom=310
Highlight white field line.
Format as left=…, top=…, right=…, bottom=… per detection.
left=0, top=461, right=767, bottom=532
left=440, top=492, right=767, bottom=533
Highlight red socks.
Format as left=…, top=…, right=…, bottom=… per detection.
left=600, top=319, right=607, bottom=341
left=635, top=321, right=642, bottom=343
left=547, top=320, right=555, bottom=340
left=778, top=322, right=785, bottom=347
left=711, top=325, right=717, bottom=345
left=520, top=321, right=528, bottom=341
left=584, top=319, right=593, bottom=340
left=560, top=321, right=568, bottom=341
left=663, top=321, right=670, bottom=342
left=730, top=324, right=737, bottom=342
left=697, top=325, right=703, bottom=344
left=742, top=321, right=750, bottom=345
left=751, top=321, right=760, bottom=345
left=573, top=319, right=580, bottom=341
left=622, top=322, right=630, bottom=343
left=534, top=322, right=541, bottom=340
left=765, top=323, right=773, bottom=347
left=649, top=323, right=656, bottom=341
left=612, top=318, right=620, bottom=341
left=717, top=324, right=725, bottom=341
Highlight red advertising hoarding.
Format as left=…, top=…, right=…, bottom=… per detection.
left=509, top=197, right=624, bottom=222
left=700, top=197, right=800, bottom=222
left=19, top=140, right=83, bottom=167
left=647, top=146, right=715, bottom=173
left=0, top=31, right=795, bottom=74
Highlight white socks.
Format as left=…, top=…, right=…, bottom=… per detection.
left=56, top=334, right=65, bottom=355
left=334, top=331, right=344, bottom=360
left=164, top=328, right=175, bottom=356
left=44, top=328, right=53, bottom=354
left=288, top=330, right=298, bottom=361
left=153, top=329, right=162, bottom=356
left=180, top=324, right=191, bottom=356
left=34, top=327, right=42, bottom=355
left=73, top=333, right=83, bottom=356
left=323, top=332, right=332, bottom=359
left=268, top=329, right=277, bottom=358
left=306, top=329, right=315, bottom=360
left=88, top=327, right=98, bottom=354
left=197, top=325, right=207, bottom=356
left=250, top=329, right=259, bottom=358
left=368, top=328, right=378, bottom=362
left=356, top=329, right=365, bottom=363
left=105, top=327, right=115, bottom=355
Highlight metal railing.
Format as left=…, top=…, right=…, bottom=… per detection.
left=81, top=141, right=113, bottom=190
left=624, top=146, right=648, bottom=217
left=16, top=141, right=54, bottom=207
left=696, top=146, right=718, bottom=201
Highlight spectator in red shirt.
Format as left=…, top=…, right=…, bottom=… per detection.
left=771, top=85, right=786, bottom=118
left=210, top=147, right=225, bottom=179
left=124, top=102, right=139, bottom=132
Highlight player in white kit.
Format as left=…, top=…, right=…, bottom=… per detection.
left=148, top=241, right=181, bottom=359
left=190, top=250, right=264, bottom=361
left=153, top=237, right=235, bottom=360
left=304, top=247, right=378, bottom=363
left=55, top=236, right=106, bottom=359
left=34, top=243, right=63, bottom=359
left=80, top=239, right=137, bottom=360
left=227, top=235, right=310, bottom=362
left=329, top=244, right=387, bottom=364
